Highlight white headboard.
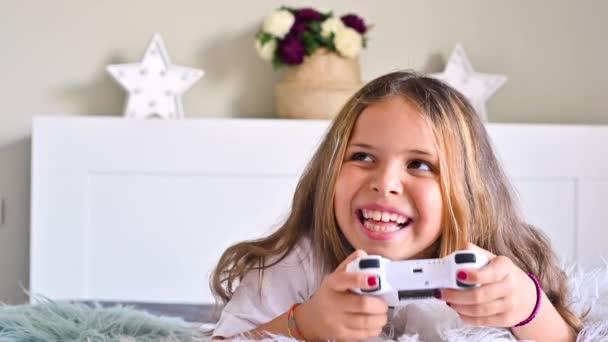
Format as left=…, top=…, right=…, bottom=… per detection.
left=30, top=116, right=608, bottom=305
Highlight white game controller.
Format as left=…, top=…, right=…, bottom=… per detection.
left=346, top=250, right=489, bottom=306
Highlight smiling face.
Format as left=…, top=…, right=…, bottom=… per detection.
left=333, top=96, right=444, bottom=260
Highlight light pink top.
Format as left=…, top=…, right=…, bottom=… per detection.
left=212, top=237, right=322, bottom=338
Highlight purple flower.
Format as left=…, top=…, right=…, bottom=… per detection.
left=278, top=34, right=306, bottom=65
left=341, top=14, right=367, bottom=34
left=296, top=8, right=322, bottom=22
left=290, top=21, right=308, bottom=37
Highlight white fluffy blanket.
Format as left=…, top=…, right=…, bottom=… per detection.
left=231, top=264, right=608, bottom=341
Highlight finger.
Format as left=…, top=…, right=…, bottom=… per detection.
left=327, top=268, right=378, bottom=292
left=448, top=296, right=511, bottom=317
left=336, top=249, right=368, bottom=272
left=342, top=312, right=388, bottom=331
left=458, top=255, right=511, bottom=286
left=441, top=279, right=512, bottom=305
left=342, top=293, right=389, bottom=315
left=464, top=242, right=496, bottom=259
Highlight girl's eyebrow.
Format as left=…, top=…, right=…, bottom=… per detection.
left=349, top=142, right=436, bottom=158
left=349, top=143, right=374, bottom=149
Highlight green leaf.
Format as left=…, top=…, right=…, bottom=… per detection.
left=272, top=55, right=286, bottom=70
left=317, top=33, right=331, bottom=48
left=256, top=32, right=274, bottom=45
left=321, top=32, right=337, bottom=52
left=280, top=5, right=295, bottom=14
left=308, top=21, right=321, bottom=33
left=301, top=31, right=320, bottom=54
left=321, top=11, right=333, bottom=20
left=362, top=37, right=368, bottom=49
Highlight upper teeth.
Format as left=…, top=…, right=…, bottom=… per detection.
left=362, top=209, right=407, bottom=224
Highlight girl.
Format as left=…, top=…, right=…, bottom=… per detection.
left=210, top=71, right=581, bottom=341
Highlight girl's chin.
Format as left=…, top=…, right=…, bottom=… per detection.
left=363, top=247, right=410, bottom=260
left=356, top=238, right=436, bottom=261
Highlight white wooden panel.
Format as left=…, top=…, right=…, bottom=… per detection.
left=487, top=124, right=608, bottom=269
left=86, top=173, right=297, bottom=303
left=512, top=179, right=577, bottom=265
left=487, top=124, right=608, bottom=179
left=579, top=180, right=608, bottom=269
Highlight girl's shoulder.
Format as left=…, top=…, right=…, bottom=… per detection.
left=212, top=236, right=320, bottom=337
left=267, top=235, right=315, bottom=269
left=265, top=235, right=324, bottom=288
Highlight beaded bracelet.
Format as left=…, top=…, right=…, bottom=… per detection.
left=287, top=303, right=305, bottom=340
left=513, top=272, right=542, bottom=327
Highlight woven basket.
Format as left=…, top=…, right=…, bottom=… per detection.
left=275, top=49, right=363, bottom=119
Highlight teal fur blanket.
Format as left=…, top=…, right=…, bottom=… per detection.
left=0, top=300, right=205, bottom=342
left=1, top=264, right=607, bottom=341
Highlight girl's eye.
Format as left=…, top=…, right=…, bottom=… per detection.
left=408, top=160, right=432, bottom=171
left=350, top=152, right=373, bottom=162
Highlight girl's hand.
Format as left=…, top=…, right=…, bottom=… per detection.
left=296, top=250, right=389, bottom=341
left=440, top=243, right=538, bottom=327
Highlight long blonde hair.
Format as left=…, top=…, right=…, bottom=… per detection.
left=210, top=71, right=582, bottom=332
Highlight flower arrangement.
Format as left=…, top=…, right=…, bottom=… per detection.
left=255, top=7, right=369, bottom=68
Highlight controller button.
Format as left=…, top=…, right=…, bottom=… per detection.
left=455, top=253, right=476, bottom=264
left=398, top=289, right=437, bottom=300
left=457, top=280, right=475, bottom=288
left=361, top=277, right=381, bottom=292
left=359, top=259, right=380, bottom=269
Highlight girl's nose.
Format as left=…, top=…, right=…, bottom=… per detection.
left=369, top=164, right=403, bottom=195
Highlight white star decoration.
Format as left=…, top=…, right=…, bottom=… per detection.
left=107, top=34, right=204, bottom=119
left=432, top=44, right=506, bottom=121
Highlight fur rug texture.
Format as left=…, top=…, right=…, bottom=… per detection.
left=0, top=265, right=606, bottom=341
left=0, top=300, right=205, bottom=342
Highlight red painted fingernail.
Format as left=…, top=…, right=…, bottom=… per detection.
left=433, top=289, right=442, bottom=299
left=457, top=271, right=468, bottom=280
left=367, top=276, right=377, bottom=287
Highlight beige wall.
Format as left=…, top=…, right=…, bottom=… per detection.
left=0, top=0, right=606, bottom=304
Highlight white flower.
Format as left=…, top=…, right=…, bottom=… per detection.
left=262, top=10, right=295, bottom=39
left=334, top=27, right=363, bottom=58
left=315, top=7, right=330, bottom=14
left=255, top=39, right=277, bottom=62
left=321, top=17, right=345, bottom=38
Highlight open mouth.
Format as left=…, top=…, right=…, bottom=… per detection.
left=357, top=209, right=412, bottom=233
